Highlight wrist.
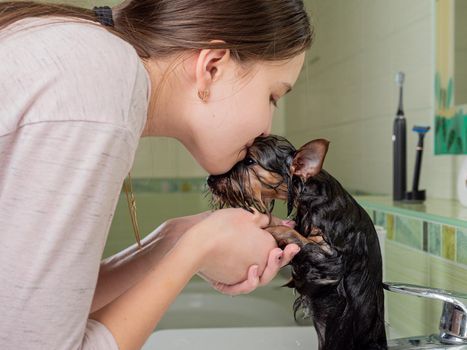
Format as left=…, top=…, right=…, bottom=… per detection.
left=176, top=225, right=214, bottom=273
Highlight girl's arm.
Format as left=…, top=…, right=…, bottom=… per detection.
left=89, top=225, right=211, bottom=350
left=90, top=212, right=210, bottom=313
left=89, top=208, right=299, bottom=350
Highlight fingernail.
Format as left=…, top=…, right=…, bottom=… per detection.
left=292, top=247, right=301, bottom=255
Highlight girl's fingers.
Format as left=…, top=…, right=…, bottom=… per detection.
left=258, top=244, right=300, bottom=285
left=280, top=243, right=300, bottom=268
left=208, top=244, right=301, bottom=295
left=211, top=265, right=260, bottom=296
left=257, top=248, right=284, bottom=286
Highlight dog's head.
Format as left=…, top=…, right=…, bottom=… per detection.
left=207, top=135, right=330, bottom=215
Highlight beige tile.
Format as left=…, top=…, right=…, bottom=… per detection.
left=442, top=225, right=456, bottom=261
left=175, top=141, right=207, bottom=178
left=385, top=240, right=439, bottom=336
left=361, top=0, right=395, bottom=46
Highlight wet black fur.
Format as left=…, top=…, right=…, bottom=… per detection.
left=208, top=136, right=296, bottom=214
left=207, top=135, right=387, bottom=350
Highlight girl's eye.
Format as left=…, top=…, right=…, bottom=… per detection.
left=270, top=95, right=278, bottom=108
left=243, top=157, right=256, bottom=166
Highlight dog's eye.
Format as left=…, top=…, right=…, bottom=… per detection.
left=243, top=157, right=256, bottom=166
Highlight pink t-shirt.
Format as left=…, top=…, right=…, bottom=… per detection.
left=0, top=16, right=150, bottom=349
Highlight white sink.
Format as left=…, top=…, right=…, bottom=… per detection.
left=157, top=291, right=300, bottom=329
left=144, top=274, right=401, bottom=349
left=142, top=327, right=318, bottom=350
left=156, top=276, right=310, bottom=330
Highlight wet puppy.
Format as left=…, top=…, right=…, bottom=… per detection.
left=207, top=135, right=387, bottom=350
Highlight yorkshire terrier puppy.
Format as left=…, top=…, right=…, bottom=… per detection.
left=207, top=135, right=387, bottom=350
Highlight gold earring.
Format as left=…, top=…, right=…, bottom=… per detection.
left=123, top=171, right=142, bottom=249
left=197, top=89, right=209, bottom=102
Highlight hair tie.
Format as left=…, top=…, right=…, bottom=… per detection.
left=93, top=6, right=114, bottom=27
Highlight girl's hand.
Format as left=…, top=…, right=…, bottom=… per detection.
left=206, top=243, right=299, bottom=296
left=200, top=216, right=299, bottom=296
left=183, top=208, right=300, bottom=288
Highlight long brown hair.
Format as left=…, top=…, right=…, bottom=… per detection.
left=0, top=0, right=313, bottom=247
left=0, top=0, right=313, bottom=61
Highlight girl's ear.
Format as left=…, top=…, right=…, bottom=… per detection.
left=195, top=40, right=230, bottom=93
left=290, top=139, right=330, bottom=181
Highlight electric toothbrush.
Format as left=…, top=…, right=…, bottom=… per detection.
left=393, top=72, right=407, bottom=201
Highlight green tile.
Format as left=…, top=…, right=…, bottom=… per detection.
left=395, top=216, right=423, bottom=250
left=386, top=214, right=394, bottom=240
left=422, top=222, right=428, bottom=252
left=456, top=228, right=467, bottom=265
left=374, top=210, right=386, bottom=227
left=126, top=177, right=208, bottom=194
left=442, top=225, right=456, bottom=261
left=428, top=222, right=441, bottom=256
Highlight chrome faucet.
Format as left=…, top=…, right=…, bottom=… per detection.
left=384, top=282, right=467, bottom=349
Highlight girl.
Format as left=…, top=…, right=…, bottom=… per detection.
left=0, top=1, right=312, bottom=349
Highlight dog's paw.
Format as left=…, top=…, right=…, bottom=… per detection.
left=265, top=225, right=310, bottom=248
left=306, top=226, right=333, bottom=255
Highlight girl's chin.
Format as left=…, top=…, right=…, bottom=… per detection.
left=204, top=148, right=247, bottom=175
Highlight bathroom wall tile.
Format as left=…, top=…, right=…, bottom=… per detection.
left=441, top=225, right=456, bottom=261
left=271, top=101, right=286, bottom=136
left=375, top=210, right=386, bottom=227
left=128, top=178, right=208, bottom=194
left=175, top=141, right=207, bottom=178
left=428, top=222, right=442, bottom=256
left=132, top=138, right=176, bottom=178
left=361, top=75, right=394, bottom=120
left=386, top=214, right=395, bottom=240
left=391, top=0, right=433, bottom=30
left=389, top=16, right=433, bottom=76
left=422, top=221, right=428, bottom=252
left=361, top=0, right=395, bottom=45
left=361, top=35, right=392, bottom=81
left=456, top=228, right=467, bottom=266
left=385, top=240, right=435, bottom=336
left=429, top=253, right=467, bottom=296
left=285, top=0, right=453, bottom=200
left=336, top=0, right=363, bottom=60
left=394, top=216, right=423, bottom=250
left=385, top=239, right=467, bottom=337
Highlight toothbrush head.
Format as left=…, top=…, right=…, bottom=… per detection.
left=412, top=125, right=431, bottom=134
left=395, top=72, right=405, bottom=86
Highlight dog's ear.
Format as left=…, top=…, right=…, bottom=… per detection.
left=290, top=139, right=330, bottom=181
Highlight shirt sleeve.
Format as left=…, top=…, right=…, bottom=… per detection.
left=0, top=120, right=135, bottom=350
left=81, top=319, right=119, bottom=350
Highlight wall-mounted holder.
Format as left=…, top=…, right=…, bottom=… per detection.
left=392, top=73, right=431, bottom=204
left=404, top=126, right=431, bottom=203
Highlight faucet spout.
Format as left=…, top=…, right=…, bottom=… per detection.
left=384, top=282, right=467, bottom=345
